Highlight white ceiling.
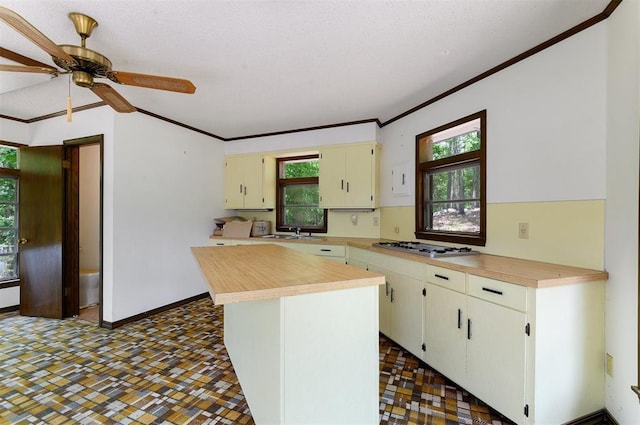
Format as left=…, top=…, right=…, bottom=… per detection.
left=0, top=0, right=609, bottom=140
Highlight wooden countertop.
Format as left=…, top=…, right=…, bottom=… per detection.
left=348, top=241, right=608, bottom=288
left=210, top=236, right=608, bottom=288
left=192, top=244, right=384, bottom=305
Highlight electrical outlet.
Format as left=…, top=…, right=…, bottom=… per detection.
left=606, top=353, right=614, bottom=377
left=351, top=214, right=358, bottom=225
left=518, top=223, right=529, bottom=239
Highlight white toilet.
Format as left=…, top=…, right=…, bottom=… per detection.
left=79, top=269, right=100, bottom=308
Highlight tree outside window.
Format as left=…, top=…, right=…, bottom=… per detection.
left=0, top=146, right=19, bottom=281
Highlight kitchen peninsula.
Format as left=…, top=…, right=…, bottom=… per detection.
left=191, top=244, right=384, bottom=425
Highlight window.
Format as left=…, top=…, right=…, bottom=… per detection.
left=276, top=155, right=327, bottom=233
left=415, top=110, right=486, bottom=246
left=0, top=145, right=19, bottom=282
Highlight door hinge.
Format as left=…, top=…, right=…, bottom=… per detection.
left=525, top=323, right=530, bottom=336
left=524, top=404, right=529, bottom=417
left=421, top=343, right=426, bottom=352
left=62, top=160, right=71, bottom=169
left=422, top=288, right=426, bottom=297
left=64, top=287, right=69, bottom=296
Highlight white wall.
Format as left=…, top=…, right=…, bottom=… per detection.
left=110, top=112, right=226, bottom=321
left=4, top=107, right=227, bottom=323
left=379, top=24, right=607, bottom=206
left=605, top=0, right=640, bottom=422
left=224, top=121, right=377, bottom=155
left=0, top=119, right=29, bottom=144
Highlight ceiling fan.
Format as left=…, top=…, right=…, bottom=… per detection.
left=0, top=6, right=196, bottom=113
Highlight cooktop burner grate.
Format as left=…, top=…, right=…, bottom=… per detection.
left=373, top=241, right=478, bottom=258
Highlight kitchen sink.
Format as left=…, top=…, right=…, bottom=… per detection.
left=262, top=234, right=321, bottom=240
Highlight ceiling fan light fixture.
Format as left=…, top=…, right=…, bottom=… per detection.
left=72, top=70, right=94, bottom=88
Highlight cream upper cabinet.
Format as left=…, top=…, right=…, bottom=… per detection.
left=319, top=143, right=379, bottom=209
left=224, top=154, right=275, bottom=209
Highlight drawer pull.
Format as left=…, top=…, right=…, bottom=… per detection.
left=482, top=287, right=503, bottom=296
left=434, top=273, right=449, bottom=281
left=320, top=249, right=331, bottom=252
left=457, top=308, right=462, bottom=329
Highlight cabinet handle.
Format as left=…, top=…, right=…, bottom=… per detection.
left=402, top=173, right=405, bottom=185
left=385, top=281, right=389, bottom=296
left=467, top=319, right=472, bottom=340
left=482, top=287, right=503, bottom=296
left=244, top=186, right=247, bottom=195
left=320, top=249, right=331, bottom=252
left=341, top=179, right=344, bottom=190
left=239, top=184, right=243, bottom=193
left=434, top=274, right=449, bottom=281
left=390, top=287, right=395, bottom=303
left=346, top=181, right=350, bottom=192
left=457, top=309, right=462, bottom=329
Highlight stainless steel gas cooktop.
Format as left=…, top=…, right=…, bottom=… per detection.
left=372, top=241, right=478, bottom=258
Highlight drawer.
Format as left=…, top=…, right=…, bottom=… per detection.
left=426, top=265, right=466, bottom=293
left=308, top=244, right=346, bottom=258
left=468, top=275, right=527, bottom=312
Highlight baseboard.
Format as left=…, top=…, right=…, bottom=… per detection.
left=0, top=304, right=19, bottom=314
left=564, top=408, right=619, bottom=425
left=101, top=292, right=210, bottom=330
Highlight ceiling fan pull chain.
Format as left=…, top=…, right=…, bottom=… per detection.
left=66, top=74, right=72, bottom=123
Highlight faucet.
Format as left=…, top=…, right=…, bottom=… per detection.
left=289, top=226, right=301, bottom=237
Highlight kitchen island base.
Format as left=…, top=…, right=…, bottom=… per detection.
left=224, top=285, right=379, bottom=425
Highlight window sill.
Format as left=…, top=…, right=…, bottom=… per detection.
left=415, top=230, right=486, bottom=247
left=0, top=279, right=20, bottom=288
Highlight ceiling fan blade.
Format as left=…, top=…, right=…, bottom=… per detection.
left=109, top=71, right=196, bottom=94
left=0, top=6, right=76, bottom=66
left=91, top=83, right=137, bottom=113
left=0, top=47, right=59, bottom=71
left=0, top=64, right=58, bottom=74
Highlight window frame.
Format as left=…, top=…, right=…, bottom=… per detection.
left=0, top=142, right=20, bottom=287
left=275, top=154, right=328, bottom=233
left=415, top=110, right=486, bottom=246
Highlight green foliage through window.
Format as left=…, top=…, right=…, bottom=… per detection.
left=277, top=156, right=327, bottom=232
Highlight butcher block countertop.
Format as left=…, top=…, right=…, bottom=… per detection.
left=210, top=235, right=608, bottom=288
left=192, top=244, right=384, bottom=305
left=348, top=241, right=608, bottom=288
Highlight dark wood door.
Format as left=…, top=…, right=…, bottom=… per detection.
left=19, top=146, right=64, bottom=318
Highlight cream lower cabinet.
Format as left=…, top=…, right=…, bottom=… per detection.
left=423, top=282, right=467, bottom=387
left=465, top=293, right=527, bottom=424
left=348, top=247, right=605, bottom=425
left=366, top=251, right=425, bottom=359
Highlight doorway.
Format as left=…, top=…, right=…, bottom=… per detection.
left=64, top=135, right=103, bottom=325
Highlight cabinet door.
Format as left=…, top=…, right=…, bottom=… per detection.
left=319, top=146, right=346, bottom=208
left=389, top=272, right=424, bottom=359
left=242, top=155, right=265, bottom=208
left=466, top=297, right=526, bottom=424
left=423, top=283, right=467, bottom=386
left=369, top=264, right=391, bottom=337
left=344, top=144, right=373, bottom=208
left=224, top=156, right=245, bottom=209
